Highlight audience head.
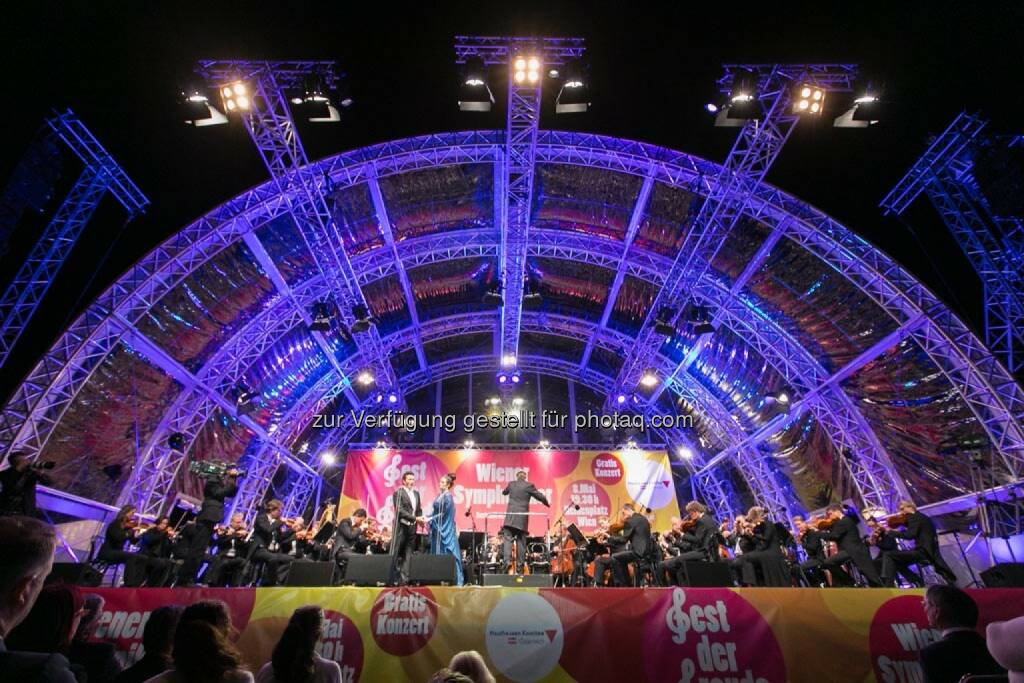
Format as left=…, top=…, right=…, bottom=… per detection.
left=924, top=585, right=979, bottom=630
left=271, top=605, right=324, bottom=683
left=74, top=593, right=105, bottom=642
left=449, top=650, right=495, bottom=683
left=143, top=605, right=183, bottom=660
left=173, top=599, right=243, bottom=683
left=427, top=669, right=475, bottom=683
left=7, top=583, right=84, bottom=654
left=0, top=516, right=57, bottom=637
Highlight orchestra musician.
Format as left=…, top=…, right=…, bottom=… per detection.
left=818, top=503, right=883, bottom=586
left=500, top=471, right=550, bottom=574
left=726, top=515, right=758, bottom=585
left=877, top=500, right=957, bottom=587
left=96, top=505, right=148, bottom=587
left=333, top=508, right=368, bottom=578
left=659, top=501, right=722, bottom=586
left=731, top=507, right=787, bottom=586
left=591, top=516, right=621, bottom=587
left=610, top=503, right=653, bottom=587
left=135, top=516, right=179, bottom=587
left=484, top=534, right=504, bottom=568
left=179, top=466, right=240, bottom=586
left=792, top=515, right=829, bottom=587
left=389, top=471, right=423, bottom=586
left=250, top=499, right=296, bottom=586
left=204, top=513, right=250, bottom=587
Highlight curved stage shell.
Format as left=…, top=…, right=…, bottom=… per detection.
left=2, top=130, right=1021, bottom=525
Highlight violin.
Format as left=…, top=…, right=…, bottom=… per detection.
left=678, top=518, right=699, bottom=533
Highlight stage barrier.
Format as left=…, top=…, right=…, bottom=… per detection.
left=87, top=586, right=1024, bottom=682
left=340, top=448, right=681, bottom=534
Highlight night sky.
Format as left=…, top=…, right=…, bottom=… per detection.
left=1, top=0, right=1020, bottom=401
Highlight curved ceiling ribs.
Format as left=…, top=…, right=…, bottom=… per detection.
left=3, top=132, right=1021, bottom=521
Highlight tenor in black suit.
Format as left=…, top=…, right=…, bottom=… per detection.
left=882, top=510, right=957, bottom=586
left=388, top=475, right=422, bottom=585
left=250, top=507, right=295, bottom=586
left=820, top=511, right=882, bottom=586
left=610, top=510, right=652, bottom=587
left=501, top=473, right=550, bottom=573
left=919, top=629, right=1005, bottom=683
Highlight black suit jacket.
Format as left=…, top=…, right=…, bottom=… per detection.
left=501, top=480, right=549, bottom=531
left=892, top=512, right=943, bottom=562
left=251, top=513, right=293, bottom=551
left=751, top=520, right=781, bottom=553
left=680, top=514, right=721, bottom=558
left=822, top=516, right=868, bottom=556
left=197, top=476, right=239, bottom=524
left=392, top=487, right=422, bottom=528
left=0, top=467, right=49, bottom=516
left=622, top=513, right=652, bottom=557
left=919, top=630, right=1005, bottom=683
left=333, top=519, right=364, bottom=553
left=801, top=529, right=827, bottom=561
left=102, top=521, right=133, bottom=553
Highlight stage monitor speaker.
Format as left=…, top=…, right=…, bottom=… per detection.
left=483, top=574, right=553, bottom=587
left=409, top=554, right=457, bottom=586
left=286, top=561, right=335, bottom=587
left=981, top=562, right=1024, bottom=588
left=343, top=555, right=392, bottom=586
left=682, top=561, right=733, bottom=587
left=46, top=562, right=103, bottom=587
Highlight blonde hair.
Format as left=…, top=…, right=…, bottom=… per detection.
left=449, top=650, right=495, bottom=683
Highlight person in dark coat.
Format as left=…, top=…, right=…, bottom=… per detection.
left=610, top=504, right=653, bottom=587
left=732, top=507, right=788, bottom=586
left=919, top=585, right=1005, bottom=683
left=881, top=500, right=958, bottom=586
left=388, top=472, right=423, bottom=586
left=178, top=469, right=239, bottom=586
left=97, top=506, right=148, bottom=587
left=68, top=594, right=122, bottom=683
left=0, top=452, right=53, bottom=517
left=819, top=503, right=883, bottom=586
left=333, top=508, right=367, bottom=579
left=250, top=499, right=296, bottom=586
left=500, top=471, right=550, bottom=574
left=113, top=605, right=182, bottom=683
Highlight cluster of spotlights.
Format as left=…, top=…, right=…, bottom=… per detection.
left=181, top=76, right=351, bottom=127
left=374, top=391, right=400, bottom=405
left=458, top=55, right=589, bottom=114
left=356, top=370, right=375, bottom=386
left=708, top=76, right=883, bottom=129
left=792, top=84, right=825, bottom=115
left=639, top=369, right=659, bottom=389
left=497, top=369, right=522, bottom=385
left=614, top=393, right=643, bottom=406
left=513, top=55, right=541, bottom=85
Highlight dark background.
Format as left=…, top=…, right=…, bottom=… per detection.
left=1, top=0, right=1020, bottom=401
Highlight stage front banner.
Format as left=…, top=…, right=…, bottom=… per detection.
left=339, top=448, right=681, bottom=534
left=86, top=587, right=1024, bottom=682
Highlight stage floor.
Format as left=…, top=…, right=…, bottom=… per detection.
left=84, top=586, right=1024, bottom=682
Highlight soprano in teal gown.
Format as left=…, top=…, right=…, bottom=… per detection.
left=427, top=489, right=464, bottom=585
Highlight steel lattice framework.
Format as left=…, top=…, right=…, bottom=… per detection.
left=0, top=110, right=148, bottom=369
left=882, top=112, right=1024, bottom=375
left=3, top=130, right=1022, bottom=524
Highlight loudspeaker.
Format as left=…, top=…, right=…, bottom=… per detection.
left=981, top=562, right=1024, bottom=588
left=285, top=561, right=335, bottom=587
left=46, top=563, right=103, bottom=587
left=482, top=574, right=553, bottom=587
left=681, top=561, right=733, bottom=587
left=409, top=554, right=457, bottom=586
left=342, top=555, right=392, bottom=586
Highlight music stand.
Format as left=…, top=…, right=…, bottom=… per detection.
left=566, top=524, right=587, bottom=546
left=313, top=522, right=336, bottom=544
left=459, top=531, right=485, bottom=554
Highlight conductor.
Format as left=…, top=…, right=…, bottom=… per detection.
left=501, top=471, right=550, bottom=574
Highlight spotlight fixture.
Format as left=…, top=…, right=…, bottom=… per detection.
left=639, top=369, right=659, bottom=389
left=497, top=369, right=522, bottom=385
left=387, top=392, right=399, bottom=405
left=704, top=103, right=719, bottom=114
left=538, top=439, right=551, bottom=451
left=220, top=81, right=251, bottom=114
left=764, top=389, right=793, bottom=411
left=374, top=392, right=384, bottom=404
left=350, top=304, right=374, bottom=333
left=792, top=84, right=826, bottom=116
left=555, top=59, right=590, bottom=114
left=834, top=89, right=883, bottom=128
left=625, top=439, right=638, bottom=450
left=167, top=432, right=186, bottom=451
left=180, top=89, right=227, bottom=127
left=335, top=80, right=354, bottom=108
left=615, top=393, right=628, bottom=406
left=513, top=55, right=541, bottom=85
left=501, top=354, right=517, bottom=368
left=510, top=371, right=522, bottom=384
left=715, top=72, right=762, bottom=126
left=511, top=397, right=525, bottom=408
left=684, top=305, right=717, bottom=335
left=320, top=451, right=337, bottom=466
left=308, top=301, right=332, bottom=333
left=458, top=56, right=494, bottom=112
left=482, top=280, right=503, bottom=305
left=523, top=279, right=543, bottom=307
left=654, top=307, right=677, bottom=338
left=356, top=370, right=375, bottom=386
left=297, top=76, right=341, bottom=123
left=234, top=384, right=259, bottom=416
left=463, top=438, right=476, bottom=449
left=485, top=396, right=502, bottom=408
left=677, top=445, right=694, bottom=460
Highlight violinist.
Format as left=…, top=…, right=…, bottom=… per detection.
left=205, top=513, right=250, bottom=587
left=251, top=499, right=296, bottom=586
left=878, top=501, right=957, bottom=587
left=792, top=515, right=828, bottom=587
left=484, top=534, right=504, bottom=568
left=610, top=503, right=652, bottom=587
left=731, top=507, right=787, bottom=586
left=591, top=516, right=620, bottom=587
left=657, top=502, right=720, bottom=586
left=97, top=505, right=148, bottom=587
left=136, top=516, right=179, bottom=586
left=283, top=516, right=311, bottom=559
left=818, top=503, right=882, bottom=587
left=333, top=508, right=368, bottom=578
left=726, top=515, right=757, bottom=585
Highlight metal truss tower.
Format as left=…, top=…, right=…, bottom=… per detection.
left=881, top=112, right=1024, bottom=376
left=454, top=36, right=586, bottom=367
left=0, top=110, right=148, bottom=370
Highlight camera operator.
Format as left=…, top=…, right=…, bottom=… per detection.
left=0, top=452, right=55, bottom=517
left=177, top=463, right=241, bottom=586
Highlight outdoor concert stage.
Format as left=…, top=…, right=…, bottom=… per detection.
left=88, top=585, right=1024, bottom=682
